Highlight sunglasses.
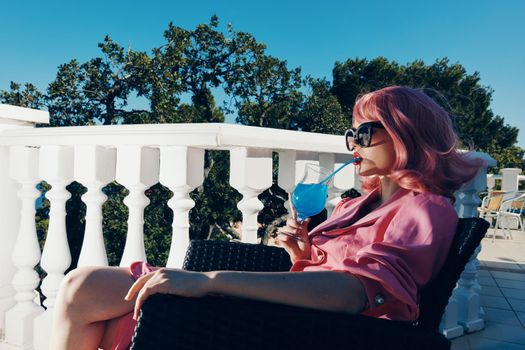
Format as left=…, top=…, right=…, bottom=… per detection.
left=345, top=122, right=385, bottom=151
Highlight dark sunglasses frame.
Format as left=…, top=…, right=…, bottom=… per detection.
left=345, top=122, right=385, bottom=151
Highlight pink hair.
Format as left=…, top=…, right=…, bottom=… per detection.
left=352, top=86, right=485, bottom=201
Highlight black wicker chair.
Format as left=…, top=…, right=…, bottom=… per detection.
left=130, top=217, right=489, bottom=350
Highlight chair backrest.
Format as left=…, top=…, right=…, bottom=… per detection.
left=509, top=194, right=525, bottom=212
left=416, top=217, right=490, bottom=331
left=487, top=195, right=504, bottom=211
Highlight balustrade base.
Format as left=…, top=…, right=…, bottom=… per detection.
left=442, top=325, right=464, bottom=339
left=4, top=304, right=43, bottom=349
left=459, top=318, right=485, bottom=333
left=0, top=341, right=25, bottom=350
left=0, top=296, right=16, bottom=332
left=33, top=311, right=52, bottom=350
left=479, top=306, right=485, bottom=320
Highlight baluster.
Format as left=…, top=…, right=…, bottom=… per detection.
left=319, top=154, right=336, bottom=217
left=0, top=145, right=18, bottom=341
left=33, top=145, right=74, bottom=350
left=440, top=297, right=463, bottom=338
left=439, top=152, right=495, bottom=339
left=75, top=146, right=116, bottom=267
left=160, top=147, right=204, bottom=268
left=277, top=150, right=297, bottom=214
left=4, top=146, right=43, bottom=347
left=116, top=146, right=159, bottom=267
left=500, top=168, right=521, bottom=193
left=230, top=148, right=272, bottom=243
left=486, top=174, right=495, bottom=196
left=278, top=152, right=324, bottom=216
left=450, top=152, right=495, bottom=335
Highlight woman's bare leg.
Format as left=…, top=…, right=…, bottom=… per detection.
left=50, top=266, right=137, bottom=350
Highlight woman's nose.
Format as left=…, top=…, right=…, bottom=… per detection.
left=350, top=139, right=359, bottom=151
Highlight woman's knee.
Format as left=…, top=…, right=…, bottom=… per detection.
left=58, top=267, right=104, bottom=309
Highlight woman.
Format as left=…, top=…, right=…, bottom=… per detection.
left=50, top=86, right=483, bottom=349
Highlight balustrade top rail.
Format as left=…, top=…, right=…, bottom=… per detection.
left=0, top=123, right=351, bottom=154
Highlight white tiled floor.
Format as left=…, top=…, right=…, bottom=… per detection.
left=451, top=229, right=525, bottom=349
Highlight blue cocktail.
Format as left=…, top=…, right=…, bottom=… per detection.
left=292, top=183, right=329, bottom=221
left=291, top=156, right=361, bottom=221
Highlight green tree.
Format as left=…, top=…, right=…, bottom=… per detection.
left=0, top=81, right=45, bottom=109
left=297, top=77, right=349, bottom=134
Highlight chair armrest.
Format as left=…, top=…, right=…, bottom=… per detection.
left=131, top=294, right=450, bottom=350
left=182, top=239, right=292, bottom=273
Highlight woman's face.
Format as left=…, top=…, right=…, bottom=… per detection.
left=351, top=122, right=396, bottom=177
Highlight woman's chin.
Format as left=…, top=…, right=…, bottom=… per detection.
left=358, top=166, right=376, bottom=177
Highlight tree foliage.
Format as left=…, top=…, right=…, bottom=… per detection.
left=2, top=17, right=522, bottom=268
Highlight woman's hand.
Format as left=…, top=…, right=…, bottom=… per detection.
left=124, top=268, right=212, bottom=320
left=276, top=199, right=311, bottom=263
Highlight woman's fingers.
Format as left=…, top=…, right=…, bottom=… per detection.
left=130, top=272, right=169, bottom=320
left=124, top=272, right=155, bottom=301
left=276, top=234, right=300, bottom=257
left=286, top=217, right=303, bottom=229
left=133, top=285, right=153, bottom=320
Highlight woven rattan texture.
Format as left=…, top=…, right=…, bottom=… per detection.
left=417, top=217, right=489, bottom=330
left=182, top=240, right=292, bottom=273
left=131, top=293, right=450, bottom=350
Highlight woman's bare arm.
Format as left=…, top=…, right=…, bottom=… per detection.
left=126, top=268, right=367, bottom=319
left=206, top=270, right=367, bottom=314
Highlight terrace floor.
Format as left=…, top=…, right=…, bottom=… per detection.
left=451, top=228, right=525, bottom=349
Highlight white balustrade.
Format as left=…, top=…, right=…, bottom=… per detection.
left=4, top=147, right=43, bottom=348
left=160, top=146, right=204, bottom=268
left=230, top=147, right=273, bottom=243
left=33, top=145, right=74, bottom=350
left=116, top=146, right=160, bottom=267
left=75, top=145, right=116, bottom=267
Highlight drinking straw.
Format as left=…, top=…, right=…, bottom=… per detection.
left=319, top=156, right=361, bottom=185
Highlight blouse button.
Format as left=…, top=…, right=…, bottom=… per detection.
left=374, top=294, right=385, bottom=306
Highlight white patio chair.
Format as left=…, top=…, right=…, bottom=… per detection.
left=488, top=193, right=525, bottom=242
left=477, top=190, right=507, bottom=228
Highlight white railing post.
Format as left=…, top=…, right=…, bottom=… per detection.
left=230, top=148, right=273, bottom=243
left=75, top=146, right=116, bottom=267
left=33, top=145, right=74, bottom=350
left=277, top=150, right=297, bottom=214
left=319, top=153, right=336, bottom=217
left=160, top=146, right=204, bottom=268
left=0, top=145, right=18, bottom=343
left=4, top=147, right=43, bottom=349
left=281, top=152, right=321, bottom=216
left=440, top=152, right=496, bottom=338
left=486, top=174, right=495, bottom=195
left=500, top=168, right=521, bottom=193
left=116, top=146, right=160, bottom=267
left=0, top=104, right=48, bottom=346
left=322, top=154, right=356, bottom=217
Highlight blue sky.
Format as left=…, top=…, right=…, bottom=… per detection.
left=1, top=0, right=524, bottom=148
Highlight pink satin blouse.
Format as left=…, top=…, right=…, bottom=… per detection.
left=290, top=187, right=458, bottom=321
